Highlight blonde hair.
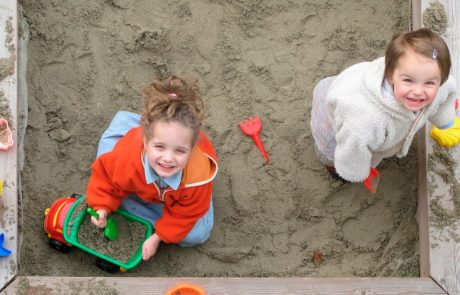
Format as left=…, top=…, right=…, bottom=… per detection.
left=385, top=28, right=451, bottom=84
left=141, top=75, right=204, bottom=145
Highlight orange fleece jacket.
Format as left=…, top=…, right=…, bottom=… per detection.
left=86, top=127, right=218, bottom=243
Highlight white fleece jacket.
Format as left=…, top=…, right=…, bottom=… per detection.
left=316, top=57, right=457, bottom=182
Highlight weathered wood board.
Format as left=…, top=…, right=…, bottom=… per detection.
left=419, top=0, right=460, bottom=294
left=2, top=276, right=447, bottom=294
left=0, top=1, right=456, bottom=294
left=0, top=0, right=18, bottom=291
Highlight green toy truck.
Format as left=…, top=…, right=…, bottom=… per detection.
left=44, top=194, right=154, bottom=273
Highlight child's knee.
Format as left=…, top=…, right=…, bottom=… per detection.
left=180, top=230, right=211, bottom=247
left=179, top=220, right=213, bottom=247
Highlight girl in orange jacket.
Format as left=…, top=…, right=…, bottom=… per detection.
left=86, top=75, right=218, bottom=261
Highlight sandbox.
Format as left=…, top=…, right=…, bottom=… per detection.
left=0, top=0, right=459, bottom=294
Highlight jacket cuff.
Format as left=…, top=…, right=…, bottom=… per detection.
left=438, top=120, right=455, bottom=129
left=155, top=230, right=173, bottom=244
left=91, top=205, right=112, bottom=214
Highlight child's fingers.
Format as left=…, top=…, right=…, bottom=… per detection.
left=96, top=209, right=108, bottom=219
left=90, top=216, right=107, bottom=228
left=98, top=216, right=107, bottom=228
left=95, top=209, right=108, bottom=227
left=142, top=236, right=158, bottom=261
left=142, top=244, right=152, bottom=261
left=90, top=216, right=99, bottom=226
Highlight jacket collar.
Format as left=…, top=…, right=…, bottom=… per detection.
left=182, top=145, right=218, bottom=188
left=142, top=153, right=182, bottom=190
left=363, top=57, right=417, bottom=120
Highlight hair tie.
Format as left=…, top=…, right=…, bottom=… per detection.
left=432, top=49, right=438, bottom=60
left=168, top=93, right=178, bottom=97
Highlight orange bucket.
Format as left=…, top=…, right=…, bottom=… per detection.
left=164, top=283, right=205, bottom=295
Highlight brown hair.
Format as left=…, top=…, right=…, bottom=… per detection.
left=141, top=75, right=204, bottom=145
left=384, top=28, right=451, bottom=84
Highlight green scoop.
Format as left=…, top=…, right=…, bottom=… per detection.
left=86, top=207, right=118, bottom=241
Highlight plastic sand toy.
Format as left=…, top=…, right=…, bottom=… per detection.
left=239, top=115, right=270, bottom=163
left=0, top=118, right=13, bottom=151
left=165, top=283, right=205, bottom=295
left=44, top=194, right=154, bottom=273
left=0, top=233, right=12, bottom=257
left=363, top=167, right=380, bottom=193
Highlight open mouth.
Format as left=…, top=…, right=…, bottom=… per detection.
left=158, top=163, right=175, bottom=170
left=406, top=97, right=425, bottom=104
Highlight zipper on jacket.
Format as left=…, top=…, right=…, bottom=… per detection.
left=160, top=189, right=171, bottom=202
left=410, top=108, right=426, bottom=135
left=152, top=181, right=165, bottom=202
left=402, top=108, right=426, bottom=151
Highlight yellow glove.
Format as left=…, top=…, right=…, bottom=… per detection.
left=431, top=117, right=460, bottom=147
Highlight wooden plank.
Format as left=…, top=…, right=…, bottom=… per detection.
left=0, top=2, right=451, bottom=294
left=412, top=0, right=422, bottom=30
left=2, top=277, right=447, bottom=294
left=419, top=0, right=460, bottom=294
left=444, top=0, right=460, bottom=90
left=417, top=125, right=430, bottom=277
left=413, top=0, right=431, bottom=278
left=0, top=0, right=18, bottom=291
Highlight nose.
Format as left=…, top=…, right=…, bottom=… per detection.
left=163, top=150, right=174, bottom=162
left=412, top=84, right=424, bottom=96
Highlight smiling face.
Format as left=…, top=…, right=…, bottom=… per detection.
left=144, top=120, right=194, bottom=178
left=388, top=48, right=442, bottom=112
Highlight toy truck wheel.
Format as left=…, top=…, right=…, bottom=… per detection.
left=95, top=258, right=119, bottom=273
left=48, top=238, right=71, bottom=253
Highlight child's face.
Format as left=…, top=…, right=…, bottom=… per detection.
left=389, top=49, right=441, bottom=112
left=144, top=120, right=194, bottom=178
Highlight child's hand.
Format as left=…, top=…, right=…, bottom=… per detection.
left=142, top=233, right=161, bottom=261
left=90, top=209, right=108, bottom=228
left=431, top=117, right=460, bottom=147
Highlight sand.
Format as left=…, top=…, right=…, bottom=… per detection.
left=0, top=16, right=14, bottom=127
left=64, top=196, right=147, bottom=265
left=17, top=0, right=419, bottom=277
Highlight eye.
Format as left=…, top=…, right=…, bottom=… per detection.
left=426, top=81, right=436, bottom=86
left=403, top=78, right=412, bottom=83
left=175, top=149, right=187, bottom=154
left=154, top=144, right=165, bottom=150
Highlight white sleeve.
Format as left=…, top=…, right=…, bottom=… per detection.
left=333, top=121, right=373, bottom=182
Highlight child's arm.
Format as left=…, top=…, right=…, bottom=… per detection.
left=430, top=95, right=460, bottom=148
left=429, top=77, right=458, bottom=147
left=86, top=154, right=127, bottom=213
left=333, top=118, right=384, bottom=182
left=334, top=130, right=373, bottom=182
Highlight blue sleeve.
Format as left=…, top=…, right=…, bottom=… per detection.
left=97, top=111, right=141, bottom=157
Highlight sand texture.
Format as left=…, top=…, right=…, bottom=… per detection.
left=0, top=16, right=15, bottom=127
left=19, top=0, right=419, bottom=277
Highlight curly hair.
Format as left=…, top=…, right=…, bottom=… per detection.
left=385, top=28, right=451, bottom=84
left=141, top=75, right=204, bottom=145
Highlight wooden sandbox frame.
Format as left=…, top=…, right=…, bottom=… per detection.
left=1, top=0, right=458, bottom=293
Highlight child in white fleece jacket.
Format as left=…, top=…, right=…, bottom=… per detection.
left=310, top=28, right=459, bottom=186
